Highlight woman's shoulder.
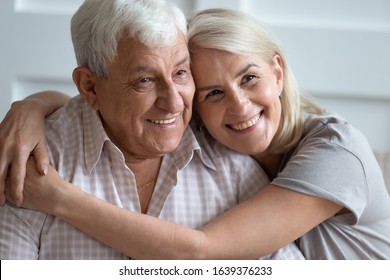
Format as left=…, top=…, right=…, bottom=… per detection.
left=302, top=112, right=369, bottom=153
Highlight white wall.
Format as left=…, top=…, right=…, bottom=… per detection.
left=0, top=0, right=82, bottom=120
left=1, top=0, right=389, bottom=150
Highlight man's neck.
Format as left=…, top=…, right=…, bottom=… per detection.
left=125, top=156, right=162, bottom=214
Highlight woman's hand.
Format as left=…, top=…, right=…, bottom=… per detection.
left=0, top=100, right=49, bottom=206
left=6, top=157, right=62, bottom=214
left=0, top=90, right=70, bottom=207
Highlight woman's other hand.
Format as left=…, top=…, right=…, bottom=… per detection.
left=0, top=100, right=49, bottom=206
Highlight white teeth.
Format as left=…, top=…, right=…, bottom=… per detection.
left=231, top=115, right=260, bottom=130
left=149, top=117, right=176, bottom=125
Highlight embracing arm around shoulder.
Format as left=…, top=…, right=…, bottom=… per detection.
left=21, top=159, right=342, bottom=259
left=0, top=91, right=70, bottom=206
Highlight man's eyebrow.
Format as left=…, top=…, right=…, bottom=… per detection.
left=175, top=56, right=190, bottom=67
left=129, top=56, right=189, bottom=73
left=133, top=66, right=156, bottom=73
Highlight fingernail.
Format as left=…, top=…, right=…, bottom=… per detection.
left=42, top=165, right=48, bottom=176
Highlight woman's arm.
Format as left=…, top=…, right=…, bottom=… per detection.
left=19, top=158, right=342, bottom=259
left=0, top=91, right=70, bottom=206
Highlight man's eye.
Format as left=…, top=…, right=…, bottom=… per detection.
left=177, top=70, right=186, bottom=76
left=140, top=77, right=151, bottom=83
left=173, top=70, right=189, bottom=84
left=131, top=77, right=155, bottom=92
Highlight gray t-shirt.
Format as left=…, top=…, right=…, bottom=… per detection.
left=273, top=113, right=390, bottom=259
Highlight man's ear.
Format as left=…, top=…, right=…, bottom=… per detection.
left=72, top=67, right=99, bottom=111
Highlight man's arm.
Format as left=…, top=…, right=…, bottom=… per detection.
left=0, top=204, right=45, bottom=259
left=0, top=91, right=70, bottom=206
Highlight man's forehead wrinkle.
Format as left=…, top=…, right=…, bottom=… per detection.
left=121, top=52, right=189, bottom=75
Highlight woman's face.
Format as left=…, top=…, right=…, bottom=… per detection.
left=192, top=49, right=283, bottom=156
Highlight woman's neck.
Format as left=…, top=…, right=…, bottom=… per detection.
left=253, top=153, right=284, bottom=181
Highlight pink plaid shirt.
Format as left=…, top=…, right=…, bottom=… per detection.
left=0, top=96, right=303, bottom=260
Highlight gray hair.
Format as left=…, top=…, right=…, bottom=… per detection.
left=71, top=0, right=187, bottom=78
left=188, top=8, right=324, bottom=154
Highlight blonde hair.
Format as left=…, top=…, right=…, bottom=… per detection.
left=188, top=8, right=324, bottom=153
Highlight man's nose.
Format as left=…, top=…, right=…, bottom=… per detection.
left=155, top=80, right=184, bottom=113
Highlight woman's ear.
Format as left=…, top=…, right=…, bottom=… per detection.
left=72, top=67, right=99, bottom=111
left=191, top=106, right=206, bottom=132
left=272, top=54, right=284, bottom=93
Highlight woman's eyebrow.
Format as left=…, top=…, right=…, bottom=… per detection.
left=235, top=63, right=260, bottom=78
left=196, top=84, right=220, bottom=92
left=196, top=63, right=261, bottom=93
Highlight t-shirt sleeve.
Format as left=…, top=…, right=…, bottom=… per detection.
left=272, top=123, right=369, bottom=224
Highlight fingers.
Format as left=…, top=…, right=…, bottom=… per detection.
left=0, top=159, right=8, bottom=206
left=34, top=142, right=50, bottom=176
left=0, top=99, right=49, bottom=207
left=0, top=143, right=49, bottom=207
left=8, top=149, right=30, bottom=207
left=4, top=175, right=19, bottom=208
left=0, top=139, right=12, bottom=206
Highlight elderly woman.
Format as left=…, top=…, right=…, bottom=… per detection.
left=1, top=8, right=389, bottom=259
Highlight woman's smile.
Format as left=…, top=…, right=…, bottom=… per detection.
left=227, top=112, right=263, bottom=132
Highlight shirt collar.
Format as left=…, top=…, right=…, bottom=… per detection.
left=81, top=100, right=216, bottom=174
left=81, top=100, right=111, bottom=174
left=169, top=123, right=216, bottom=172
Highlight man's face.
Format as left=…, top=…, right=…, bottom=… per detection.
left=92, top=35, right=195, bottom=161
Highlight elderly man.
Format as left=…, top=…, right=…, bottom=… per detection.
left=0, top=0, right=303, bottom=259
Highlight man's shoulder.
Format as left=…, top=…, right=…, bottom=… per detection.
left=45, top=95, right=84, bottom=127
left=44, top=96, right=90, bottom=161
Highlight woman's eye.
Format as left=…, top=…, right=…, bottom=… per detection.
left=241, top=74, right=258, bottom=84
left=206, top=89, right=223, bottom=98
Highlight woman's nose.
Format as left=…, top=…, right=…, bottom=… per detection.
left=226, top=89, right=250, bottom=115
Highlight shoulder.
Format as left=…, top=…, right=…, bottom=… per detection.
left=291, top=113, right=373, bottom=180
left=303, top=113, right=352, bottom=140
left=45, top=96, right=85, bottom=133
left=44, top=96, right=89, bottom=164
left=276, top=113, right=377, bottom=219
left=302, top=113, right=369, bottom=153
